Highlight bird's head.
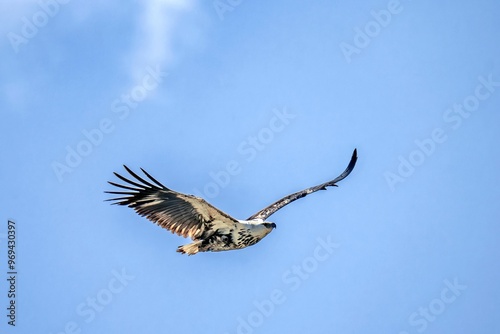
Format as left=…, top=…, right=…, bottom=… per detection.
left=263, top=222, right=277, bottom=229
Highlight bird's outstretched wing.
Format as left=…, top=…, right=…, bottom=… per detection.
left=105, top=166, right=238, bottom=240
left=247, top=149, right=357, bottom=221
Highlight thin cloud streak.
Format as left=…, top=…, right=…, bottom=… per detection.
left=129, top=0, right=196, bottom=83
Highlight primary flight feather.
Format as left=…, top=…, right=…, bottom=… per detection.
left=106, top=149, right=357, bottom=255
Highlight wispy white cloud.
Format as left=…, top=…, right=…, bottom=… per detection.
left=129, top=0, right=200, bottom=83
left=0, top=0, right=205, bottom=110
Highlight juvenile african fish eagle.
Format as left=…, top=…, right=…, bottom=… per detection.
left=106, top=149, right=357, bottom=255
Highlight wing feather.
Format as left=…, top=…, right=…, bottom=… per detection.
left=248, top=149, right=357, bottom=220
left=106, top=166, right=238, bottom=240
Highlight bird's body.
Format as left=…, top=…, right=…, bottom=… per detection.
left=178, top=219, right=275, bottom=254
left=106, top=149, right=357, bottom=255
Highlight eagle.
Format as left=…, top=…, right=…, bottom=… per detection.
left=106, top=149, right=357, bottom=255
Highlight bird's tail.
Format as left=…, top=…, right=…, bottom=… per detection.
left=177, top=241, right=201, bottom=255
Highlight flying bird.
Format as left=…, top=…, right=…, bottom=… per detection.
left=106, top=149, right=357, bottom=255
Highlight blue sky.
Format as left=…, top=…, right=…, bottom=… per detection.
left=1, top=0, right=499, bottom=333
